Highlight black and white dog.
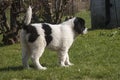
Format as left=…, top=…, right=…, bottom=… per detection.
left=20, top=6, right=87, bottom=70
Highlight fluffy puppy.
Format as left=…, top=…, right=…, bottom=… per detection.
left=20, top=6, right=87, bottom=70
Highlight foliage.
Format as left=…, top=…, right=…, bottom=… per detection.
left=0, top=11, right=120, bottom=80
left=0, top=0, right=73, bottom=45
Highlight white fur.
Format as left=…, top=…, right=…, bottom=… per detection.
left=20, top=6, right=87, bottom=70
left=24, top=6, right=32, bottom=25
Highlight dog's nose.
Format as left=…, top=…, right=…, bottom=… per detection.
left=83, top=28, right=88, bottom=34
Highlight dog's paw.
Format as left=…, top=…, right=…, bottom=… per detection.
left=60, top=64, right=71, bottom=67
left=38, top=67, right=47, bottom=70
left=68, top=63, right=74, bottom=66
left=42, top=67, right=47, bottom=70
left=65, top=62, right=74, bottom=66
left=60, top=64, right=66, bottom=67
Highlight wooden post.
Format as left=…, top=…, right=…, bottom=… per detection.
left=91, top=0, right=106, bottom=29
left=91, top=0, right=120, bottom=29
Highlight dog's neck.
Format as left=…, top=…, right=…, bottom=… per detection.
left=62, top=18, right=80, bottom=39
left=62, top=18, right=75, bottom=25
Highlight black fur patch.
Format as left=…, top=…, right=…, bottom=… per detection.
left=23, top=25, right=39, bottom=43
left=74, top=17, right=85, bottom=34
left=42, top=23, right=52, bottom=45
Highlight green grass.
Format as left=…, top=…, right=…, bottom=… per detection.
left=0, top=11, right=120, bottom=80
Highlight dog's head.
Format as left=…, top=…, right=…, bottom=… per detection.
left=74, top=17, right=87, bottom=34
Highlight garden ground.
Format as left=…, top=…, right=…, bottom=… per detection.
left=0, top=11, right=120, bottom=80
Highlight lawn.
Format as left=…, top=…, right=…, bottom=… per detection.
left=0, top=11, right=120, bottom=80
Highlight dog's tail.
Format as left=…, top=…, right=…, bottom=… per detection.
left=23, top=6, right=32, bottom=29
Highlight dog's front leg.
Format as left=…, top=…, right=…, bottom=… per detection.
left=58, top=50, right=69, bottom=67
left=65, top=53, right=74, bottom=66
left=22, top=45, right=30, bottom=69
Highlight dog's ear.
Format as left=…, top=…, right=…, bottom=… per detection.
left=74, top=17, right=85, bottom=34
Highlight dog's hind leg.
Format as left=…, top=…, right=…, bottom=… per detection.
left=30, top=44, right=47, bottom=70
left=22, top=44, right=30, bottom=69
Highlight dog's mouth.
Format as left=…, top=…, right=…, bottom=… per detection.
left=82, top=28, right=88, bottom=34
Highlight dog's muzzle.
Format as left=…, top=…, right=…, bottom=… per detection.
left=83, top=28, right=88, bottom=34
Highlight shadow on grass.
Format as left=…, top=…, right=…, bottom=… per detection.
left=0, top=66, right=24, bottom=72
left=0, top=65, right=37, bottom=72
